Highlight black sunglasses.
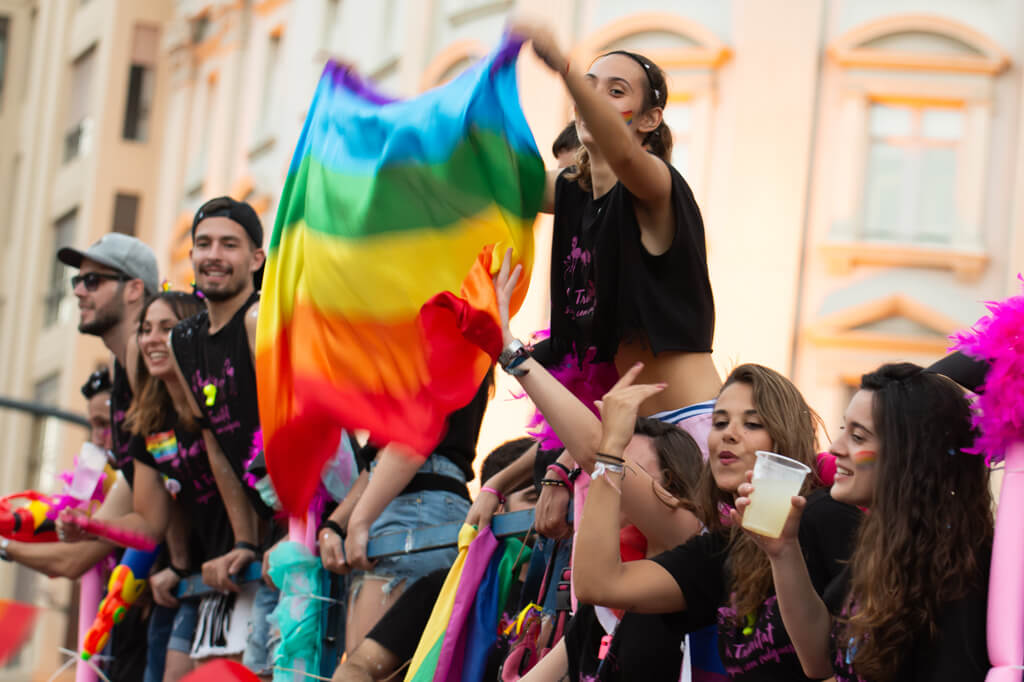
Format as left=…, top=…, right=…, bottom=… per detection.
left=71, top=272, right=131, bottom=291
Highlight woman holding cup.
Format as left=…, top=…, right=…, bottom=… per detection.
left=573, top=363, right=861, bottom=680
left=734, top=363, right=992, bottom=681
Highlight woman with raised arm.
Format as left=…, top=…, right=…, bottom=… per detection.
left=567, top=360, right=861, bottom=681
left=509, top=19, right=721, bottom=442
left=735, top=363, right=992, bottom=681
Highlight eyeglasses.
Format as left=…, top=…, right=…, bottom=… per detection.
left=70, top=272, right=131, bottom=291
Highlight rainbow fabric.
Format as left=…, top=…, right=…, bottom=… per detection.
left=256, top=37, right=543, bottom=514
left=405, top=525, right=530, bottom=682
left=145, top=430, right=178, bottom=463
left=0, top=599, right=37, bottom=666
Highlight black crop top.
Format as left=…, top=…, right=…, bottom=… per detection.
left=550, top=161, right=714, bottom=362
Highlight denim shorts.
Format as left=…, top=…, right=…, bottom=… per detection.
left=353, top=454, right=471, bottom=596
left=242, top=581, right=281, bottom=675
left=168, top=600, right=199, bottom=654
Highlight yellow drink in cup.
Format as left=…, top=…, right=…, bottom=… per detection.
left=741, top=450, right=811, bottom=539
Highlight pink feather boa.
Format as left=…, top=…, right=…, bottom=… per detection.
left=950, top=275, right=1024, bottom=465
left=519, top=332, right=619, bottom=449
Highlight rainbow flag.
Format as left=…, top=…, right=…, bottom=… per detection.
left=257, top=37, right=543, bottom=514
left=0, top=599, right=37, bottom=666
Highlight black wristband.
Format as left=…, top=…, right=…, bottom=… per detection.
left=234, top=541, right=259, bottom=554
left=549, top=461, right=571, bottom=478
left=170, top=564, right=190, bottom=579
left=595, top=452, right=626, bottom=463
left=317, top=519, right=346, bottom=540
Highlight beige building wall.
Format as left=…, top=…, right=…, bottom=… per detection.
left=0, top=1, right=172, bottom=679
left=2, top=0, right=1023, bottom=677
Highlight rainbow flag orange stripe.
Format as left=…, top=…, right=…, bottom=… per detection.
left=257, top=38, right=543, bottom=513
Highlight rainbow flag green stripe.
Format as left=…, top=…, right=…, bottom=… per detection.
left=257, top=37, right=543, bottom=514
left=273, top=132, right=543, bottom=246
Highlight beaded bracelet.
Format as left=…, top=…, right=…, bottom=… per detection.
left=480, top=485, right=506, bottom=505
left=540, top=478, right=568, bottom=489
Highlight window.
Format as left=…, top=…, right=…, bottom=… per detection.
left=0, top=16, right=9, bottom=109
left=185, top=74, right=217, bottom=194
left=123, top=24, right=159, bottom=141
left=64, top=46, right=97, bottom=162
left=862, top=102, right=963, bottom=245
left=258, top=32, right=282, bottom=135
left=26, top=374, right=60, bottom=489
left=44, top=210, right=77, bottom=326
left=112, top=193, right=139, bottom=235
left=321, top=0, right=339, bottom=51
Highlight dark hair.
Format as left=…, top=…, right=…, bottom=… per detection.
left=565, top=50, right=673, bottom=191
left=842, top=363, right=992, bottom=681
left=481, top=437, right=537, bottom=493
left=81, top=367, right=112, bottom=399
left=634, top=416, right=702, bottom=510
left=694, top=363, right=824, bottom=623
left=125, top=292, right=206, bottom=436
left=552, top=121, right=581, bottom=158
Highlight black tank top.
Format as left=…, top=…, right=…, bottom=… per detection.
left=550, top=161, right=715, bottom=362
left=171, top=291, right=272, bottom=518
left=131, top=418, right=234, bottom=563
left=110, top=361, right=136, bottom=485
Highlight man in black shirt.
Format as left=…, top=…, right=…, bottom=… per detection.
left=168, top=197, right=280, bottom=672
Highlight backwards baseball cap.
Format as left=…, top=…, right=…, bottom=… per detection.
left=191, top=196, right=264, bottom=247
left=57, top=233, right=159, bottom=296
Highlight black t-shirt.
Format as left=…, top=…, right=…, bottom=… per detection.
left=130, top=418, right=234, bottom=565
left=357, top=374, right=492, bottom=482
left=550, top=162, right=714, bottom=362
left=566, top=604, right=687, bottom=681
left=651, top=489, right=861, bottom=681
left=110, top=361, right=135, bottom=485
left=823, top=555, right=990, bottom=682
left=171, top=292, right=271, bottom=518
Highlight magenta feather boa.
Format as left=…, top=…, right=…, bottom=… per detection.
left=520, top=332, right=619, bottom=449
left=951, top=275, right=1024, bottom=465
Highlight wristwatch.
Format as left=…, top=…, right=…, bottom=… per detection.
left=498, top=339, right=531, bottom=377
left=0, top=537, right=11, bottom=562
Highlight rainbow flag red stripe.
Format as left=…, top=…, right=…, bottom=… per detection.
left=257, top=38, right=543, bottom=513
left=0, top=599, right=37, bottom=666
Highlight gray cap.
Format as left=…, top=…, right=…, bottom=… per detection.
left=57, top=233, right=159, bottom=295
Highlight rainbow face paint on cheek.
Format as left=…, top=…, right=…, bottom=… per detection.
left=621, top=110, right=634, bottom=126
left=851, top=450, right=877, bottom=469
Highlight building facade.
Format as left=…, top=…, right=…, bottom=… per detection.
left=1, top=0, right=1022, bottom=677
left=0, top=0, right=172, bottom=678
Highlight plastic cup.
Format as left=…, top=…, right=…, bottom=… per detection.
left=741, top=450, right=811, bottom=539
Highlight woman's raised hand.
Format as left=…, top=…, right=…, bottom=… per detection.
left=596, top=363, right=666, bottom=455
left=507, top=18, right=569, bottom=74
left=494, top=247, right=522, bottom=346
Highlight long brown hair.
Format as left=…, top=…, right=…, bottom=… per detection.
left=842, top=363, right=991, bottom=680
left=125, top=292, right=205, bottom=436
left=565, top=50, right=673, bottom=192
left=694, top=363, right=824, bottom=622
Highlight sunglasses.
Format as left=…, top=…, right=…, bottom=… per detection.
left=71, top=272, right=131, bottom=291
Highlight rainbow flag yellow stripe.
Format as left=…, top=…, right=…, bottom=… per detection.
left=256, top=38, right=543, bottom=513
